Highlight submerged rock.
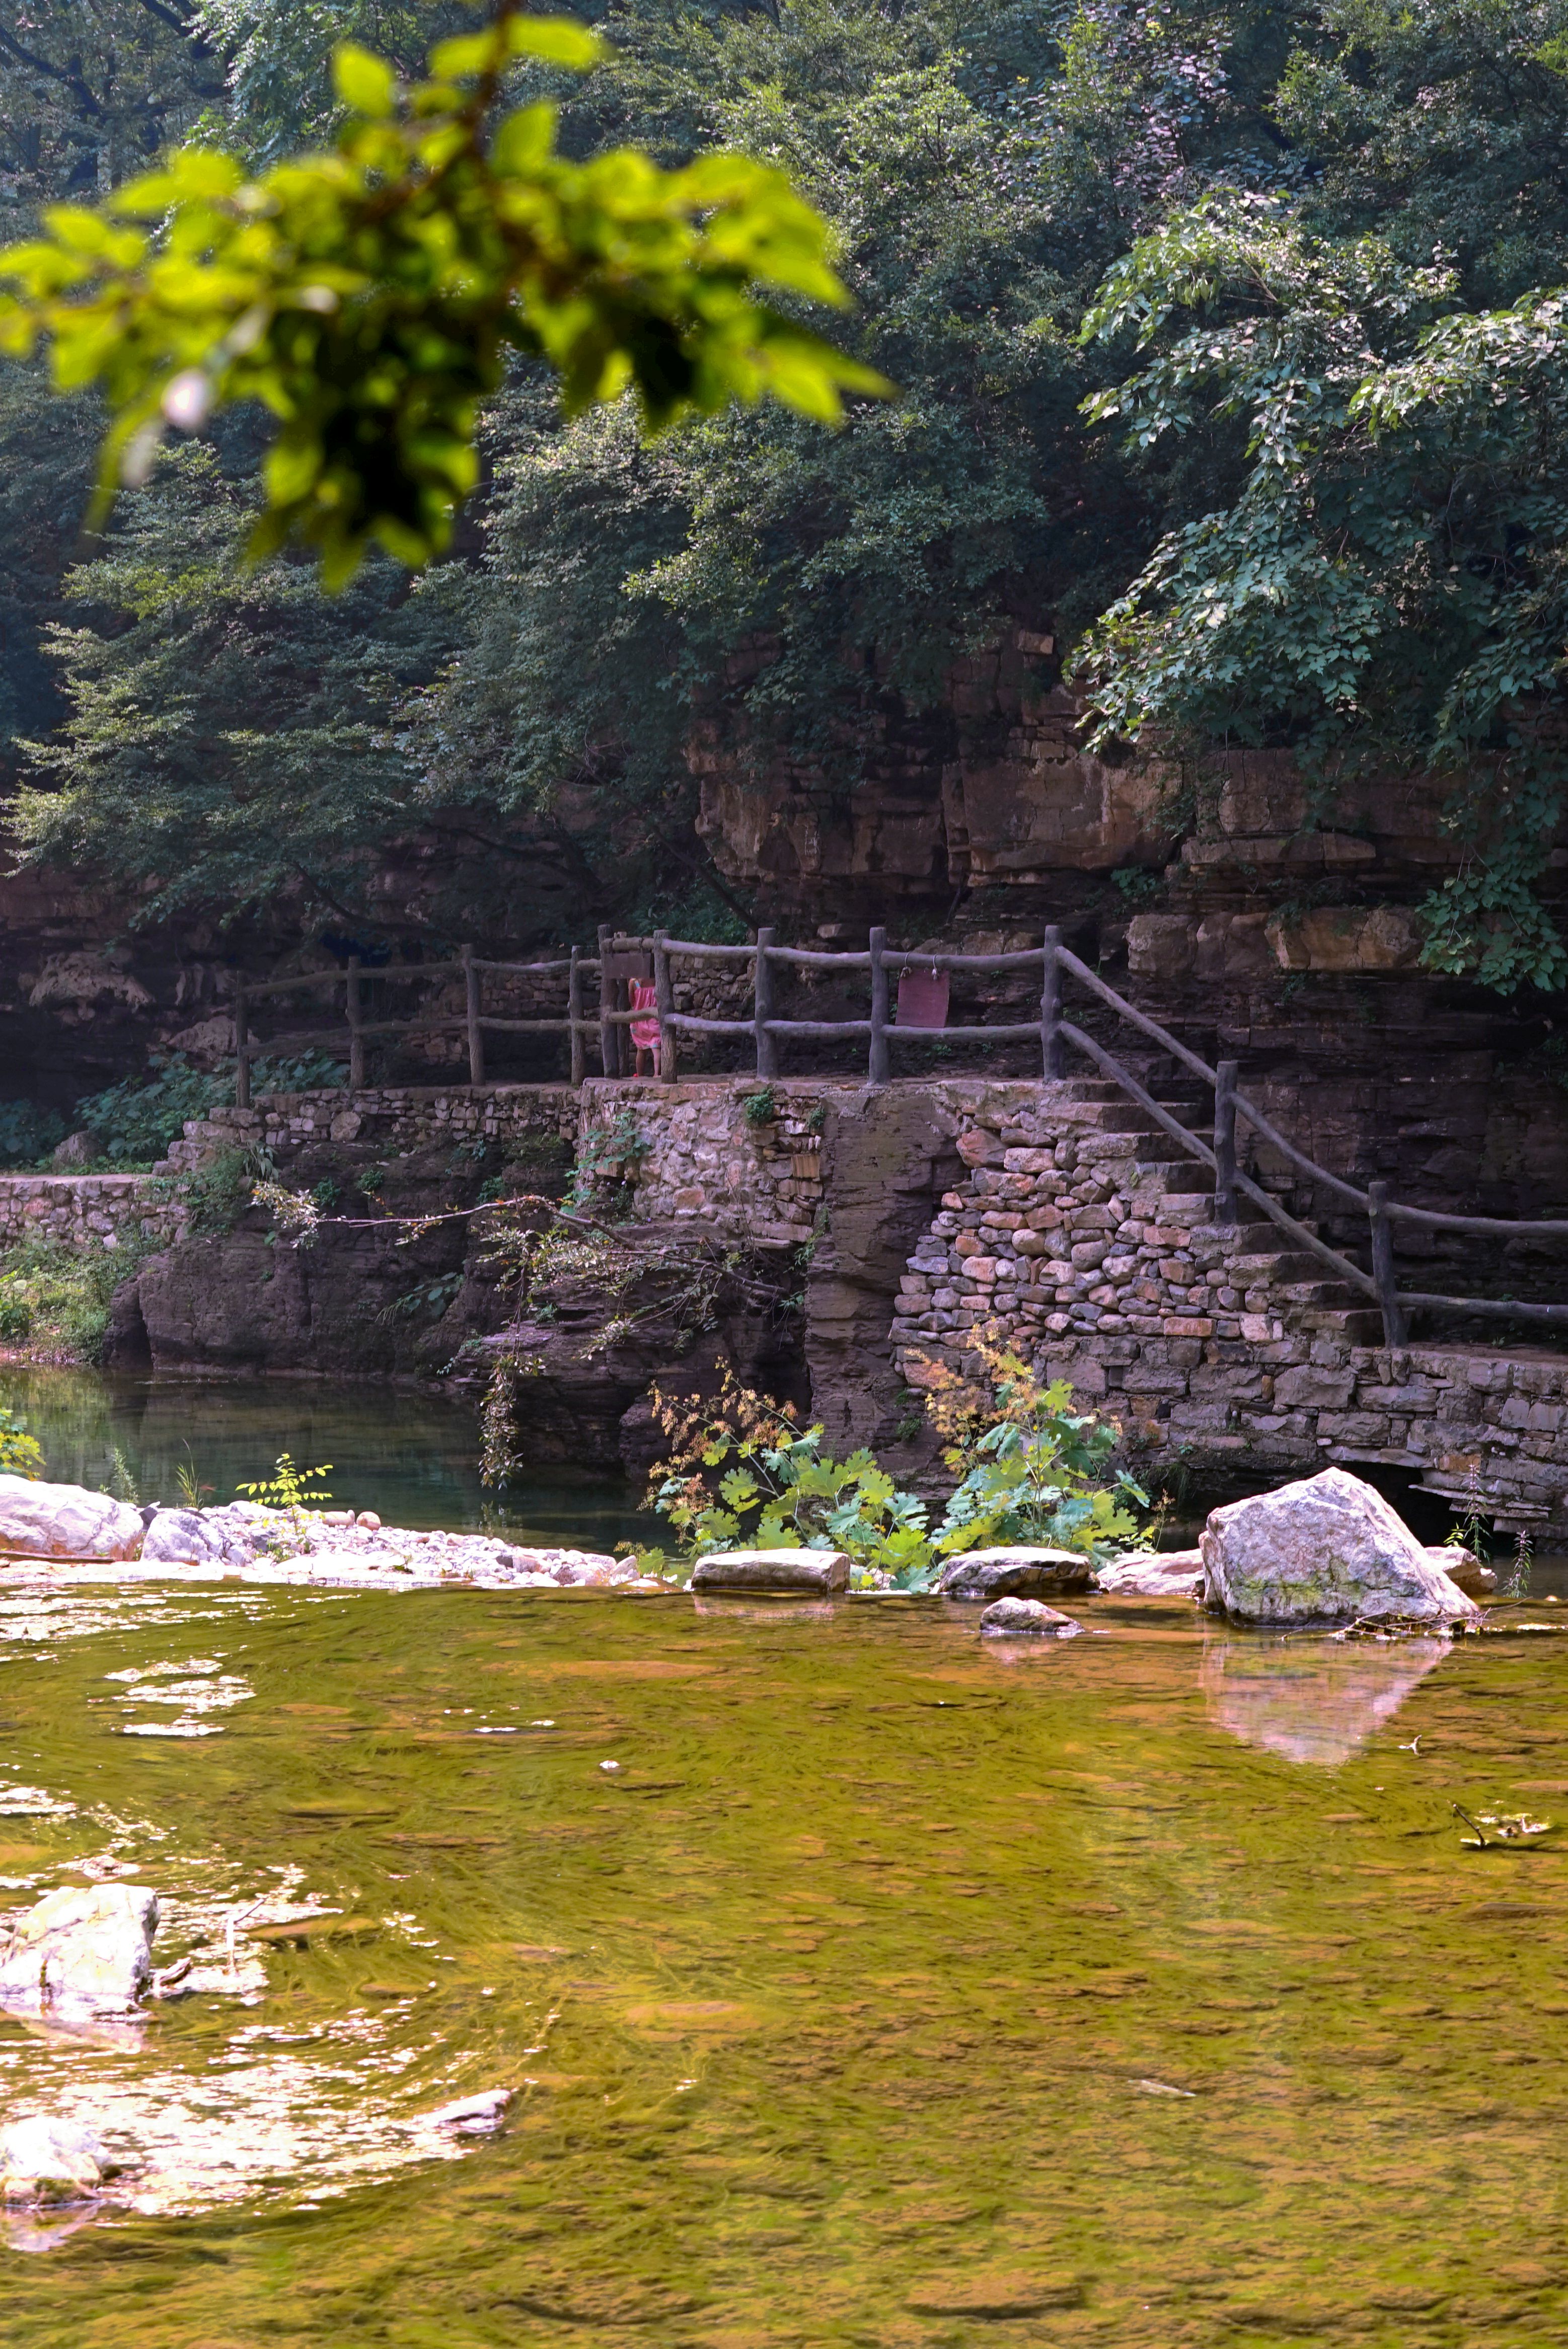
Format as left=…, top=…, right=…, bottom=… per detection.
left=939, top=1547, right=1094, bottom=1600
left=0, top=1883, right=159, bottom=2016
left=692, top=1549, right=850, bottom=1595
left=0, top=2117, right=130, bottom=2205
left=978, top=1597, right=1081, bottom=1638
left=0, top=1477, right=144, bottom=1561
left=1200, top=1469, right=1481, bottom=1629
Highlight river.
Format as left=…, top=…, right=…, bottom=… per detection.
left=1, top=1375, right=1566, bottom=2343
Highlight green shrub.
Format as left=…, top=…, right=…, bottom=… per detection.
left=0, top=1101, right=65, bottom=1168
left=0, top=1409, right=43, bottom=1479
left=637, top=1348, right=1147, bottom=1590
left=0, top=1290, right=33, bottom=1341
left=76, top=1047, right=346, bottom=1164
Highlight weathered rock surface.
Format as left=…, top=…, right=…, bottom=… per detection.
left=140, top=1501, right=273, bottom=1568
left=978, top=1597, right=1081, bottom=1637
left=691, top=1549, right=850, bottom=1594
left=0, top=1476, right=144, bottom=1560
left=1424, top=1544, right=1498, bottom=1601
left=939, top=1547, right=1094, bottom=1600
left=0, top=1883, right=159, bottom=2016
left=0, top=2116, right=129, bottom=2205
left=1200, top=1469, right=1481, bottom=1627
left=1095, top=1548, right=1204, bottom=1598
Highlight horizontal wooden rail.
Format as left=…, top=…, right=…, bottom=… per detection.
left=223, top=925, right=1568, bottom=1349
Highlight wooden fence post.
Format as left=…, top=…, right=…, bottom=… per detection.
left=1040, top=926, right=1063, bottom=1080
left=753, top=927, right=778, bottom=1077
left=1368, top=1180, right=1408, bottom=1347
left=346, top=956, right=364, bottom=1092
left=461, top=943, right=485, bottom=1087
left=1213, top=1057, right=1238, bottom=1226
left=568, top=946, right=585, bottom=1089
left=868, top=926, right=890, bottom=1084
left=596, top=924, right=618, bottom=1079
left=654, top=932, right=679, bottom=1084
left=234, top=975, right=251, bottom=1110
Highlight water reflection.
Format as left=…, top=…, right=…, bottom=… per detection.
left=1201, top=1631, right=1449, bottom=1766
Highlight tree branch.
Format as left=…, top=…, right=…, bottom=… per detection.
left=0, top=24, right=102, bottom=115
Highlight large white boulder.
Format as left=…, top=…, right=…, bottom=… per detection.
left=0, top=2116, right=128, bottom=2205
left=0, top=1883, right=159, bottom=2016
left=1200, top=1469, right=1481, bottom=1627
left=0, top=1476, right=144, bottom=1560
left=140, top=1501, right=273, bottom=1568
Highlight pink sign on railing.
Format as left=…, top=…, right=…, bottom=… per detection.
left=895, top=968, right=950, bottom=1029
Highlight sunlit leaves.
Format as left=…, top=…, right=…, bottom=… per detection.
left=0, top=8, right=885, bottom=585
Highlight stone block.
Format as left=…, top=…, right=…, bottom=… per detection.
left=1162, top=1316, right=1214, bottom=1339
left=1274, top=1366, right=1356, bottom=1409
left=692, top=1549, right=850, bottom=1594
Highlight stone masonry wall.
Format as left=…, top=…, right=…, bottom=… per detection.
left=887, top=1087, right=1568, bottom=1535
left=0, top=1173, right=185, bottom=1255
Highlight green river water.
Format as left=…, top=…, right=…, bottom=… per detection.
left=1, top=1373, right=1566, bottom=2345
left=2, top=1576, right=1568, bottom=2347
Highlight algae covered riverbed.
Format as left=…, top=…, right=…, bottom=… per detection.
left=2, top=1579, right=1568, bottom=2346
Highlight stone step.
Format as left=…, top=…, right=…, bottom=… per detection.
left=1300, top=1307, right=1385, bottom=1342
left=1277, top=1279, right=1364, bottom=1307
left=1228, top=1251, right=1329, bottom=1282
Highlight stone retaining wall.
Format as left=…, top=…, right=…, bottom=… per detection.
left=0, top=1174, right=183, bottom=1255
left=886, top=1087, right=1568, bottom=1534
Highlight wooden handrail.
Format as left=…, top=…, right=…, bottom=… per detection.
left=222, top=926, right=1568, bottom=1345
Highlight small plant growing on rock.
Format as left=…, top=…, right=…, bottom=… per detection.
left=236, top=1453, right=334, bottom=1553
left=740, top=1086, right=778, bottom=1128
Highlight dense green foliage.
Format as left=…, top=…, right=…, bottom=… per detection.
left=11, top=1, right=1568, bottom=977
left=638, top=1352, right=1145, bottom=1587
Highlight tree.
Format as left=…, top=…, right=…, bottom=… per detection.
left=1075, top=3, right=1568, bottom=991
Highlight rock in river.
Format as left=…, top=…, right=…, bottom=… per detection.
left=1200, top=1468, right=1481, bottom=1628
left=0, top=2117, right=130, bottom=2205
left=0, top=1476, right=144, bottom=1560
left=691, top=1549, right=850, bottom=1595
left=0, top=1883, right=159, bottom=2017
left=939, top=1547, right=1094, bottom=1600
left=1095, top=1549, right=1204, bottom=1599
left=978, top=1598, right=1082, bottom=1638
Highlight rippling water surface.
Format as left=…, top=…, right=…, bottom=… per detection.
left=2, top=1575, right=1567, bottom=2346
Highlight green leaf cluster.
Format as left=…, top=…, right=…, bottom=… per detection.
left=0, top=7, right=883, bottom=582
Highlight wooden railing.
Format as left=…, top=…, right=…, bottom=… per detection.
left=232, top=925, right=1568, bottom=1346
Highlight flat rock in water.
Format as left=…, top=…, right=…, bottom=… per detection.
left=1095, top=1548, right=1204, bottom=1598
left=424, top=2088, right=512, bottom=2133
left=1201, top=1468, right=1481, bottom=1628
left=0, top=1476, right=144, bottom=1561
left=0, top=1882, right=159, bottom=2016
left=978, top=1597, right=1081, bottom=1638
left=0, top=2116, right=126, bottom=2205
left=939, top=1547, right=1094, bottom=1599
left=691, top=1549, right=850, bottom=1595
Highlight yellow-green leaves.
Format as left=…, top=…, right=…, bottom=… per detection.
left=332, top=44, right=398, bottom=120
left=0, top=7, right=886, bottom=585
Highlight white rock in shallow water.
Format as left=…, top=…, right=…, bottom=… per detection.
left=0, top=2117, right=126, bottom=2205
left=0, top=1883, right=159, bottom=2015
left=1200, top=1469, right=1481, bottom=1628
left=978, top=1597, right=1082, bottom=1638
left=691, top=1549, right=850, bottom=1595
left=939, top=1547, right=1094, bottom=1600
left=140, top=1502, right=273, bottom=1568
left=424, top=2089, right=512, bottom=2133
left=1095, top=1549, right=1204, bottom=1598
left=0, top=1476, right=144, bottom=1560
